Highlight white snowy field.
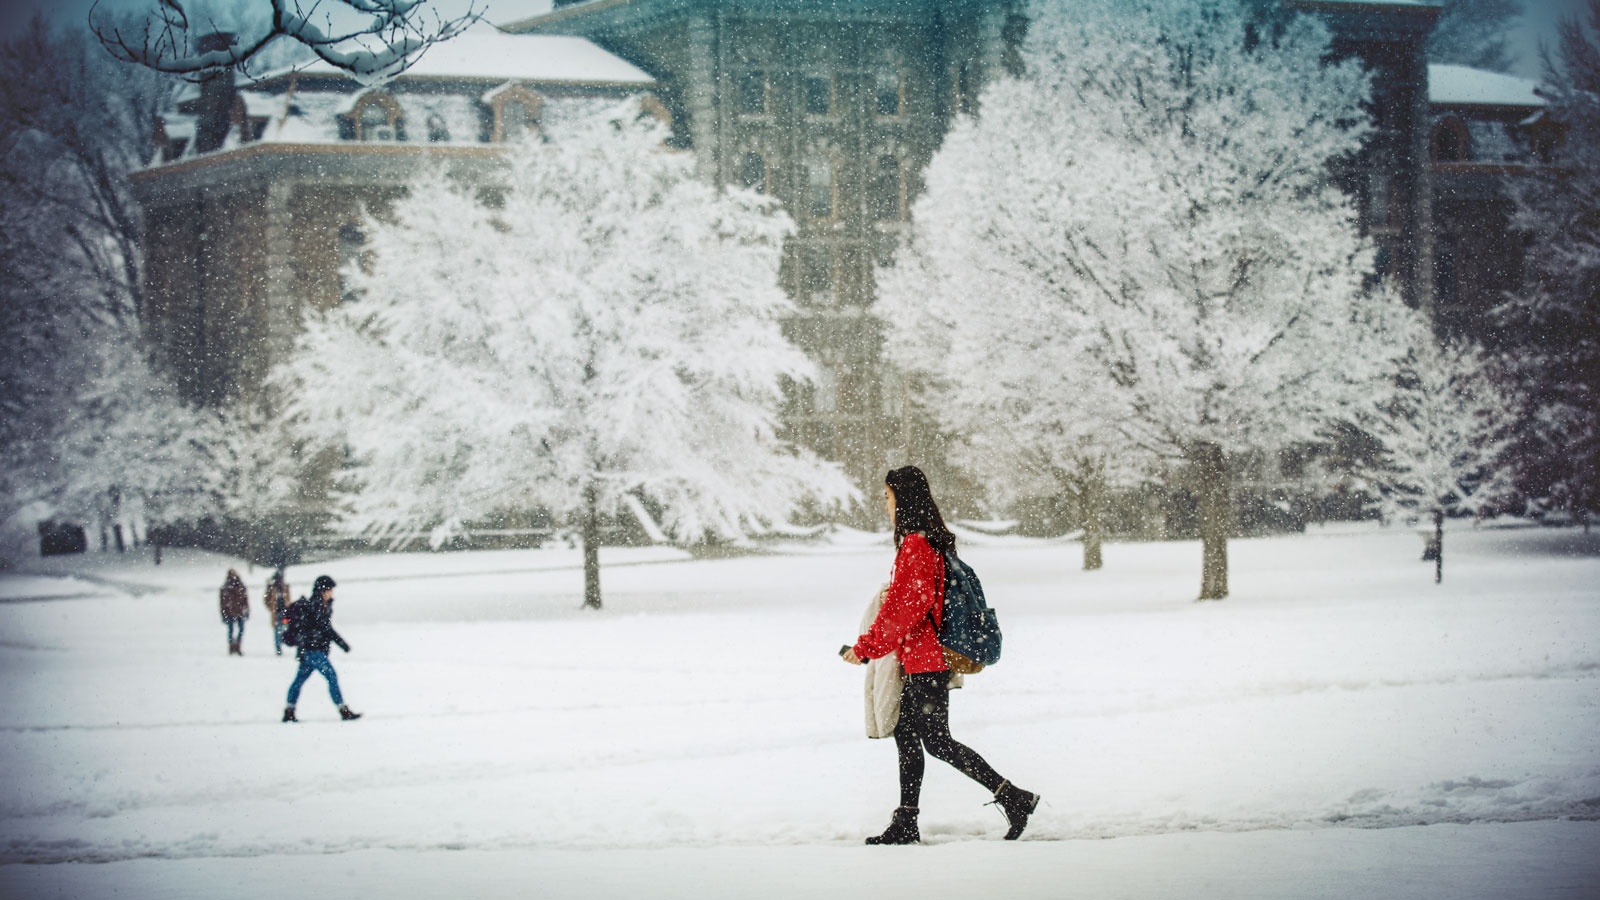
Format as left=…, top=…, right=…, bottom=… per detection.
left=1, top=523, right=1597, bottom=899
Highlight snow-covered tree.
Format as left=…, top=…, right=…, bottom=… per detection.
left=1497, top=0, right=1600, bottom=527
left=93, top=0, right=480, bottom=85
left=277, top=100, right=855, bottom=608
left=47, top=322, right=217, bottom=549
left=882, top=241, right=1148, bottom=571
left=879, top=0, right=1413, bottom=600
left=199, top=399, right=304, bottom=563
left=1429, top=0, right=1524, bottom=72
left=1361, top=323, right=1515, bottom=582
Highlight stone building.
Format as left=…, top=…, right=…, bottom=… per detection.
left=131, top=26, right=659, bottom=405
left=1425, top=63, right=1550, bottom=337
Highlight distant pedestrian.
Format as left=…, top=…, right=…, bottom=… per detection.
left=219, top=569, right=249, bottom=656
left=263, top=569, right=291, bottom=656
left=282, top=575, right=361, bottom=723
left=842, top=465, right=1040, bottom=844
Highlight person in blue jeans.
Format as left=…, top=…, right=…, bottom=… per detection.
left=282, top=575, right=362, bottom=722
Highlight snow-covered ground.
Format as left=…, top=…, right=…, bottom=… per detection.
left=1, top=523, right=1597, bottom=899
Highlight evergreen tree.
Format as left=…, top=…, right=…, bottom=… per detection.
left=1361, top=323, right=1516, bottom=582
left=1498, top=0, right=1600, bottom=526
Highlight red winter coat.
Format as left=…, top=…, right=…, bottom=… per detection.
left=853, top=533, right=949, bottom=674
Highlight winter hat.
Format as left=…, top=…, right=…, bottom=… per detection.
left=313, top=575, right=337, bottom=595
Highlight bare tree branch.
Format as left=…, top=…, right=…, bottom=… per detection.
left=91, top=0, right=483, bottom=86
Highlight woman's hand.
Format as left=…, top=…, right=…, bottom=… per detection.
left=841, top=648, right=863, bottom=665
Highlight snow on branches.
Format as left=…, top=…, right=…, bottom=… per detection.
left=1497, top=0, right=1600, bottom=521
left=878, top=0, right=1412, bottom=598
left=1361, top=323, right=1515, bottom=520
left=276, top=100, right=854, bottom=605
left=92, top=0, right=481, bottom=85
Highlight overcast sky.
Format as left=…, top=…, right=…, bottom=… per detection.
left=0, top=0, right=1587, bottom=80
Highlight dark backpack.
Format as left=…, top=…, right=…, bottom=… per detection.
left=281, top=597, right=310, bottom=647
left=936, top=550, right=1003, bottom=673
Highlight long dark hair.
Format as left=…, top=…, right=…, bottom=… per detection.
left=887, top=465, right=956, bottom=553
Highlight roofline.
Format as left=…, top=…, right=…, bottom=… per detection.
left=130, top=142, right=507, bottom=182
left=1430, top=99, right=1545, bottom=116
left=1433, top=162, right=1551, bottom=176
left=243, top=70, right=656, bottom=92
left=501, top=0, right=642, bottom=33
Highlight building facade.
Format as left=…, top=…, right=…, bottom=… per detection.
left=131, top=0, right=1552, bottom=522
left=506, top=0, right=1028, bottom=491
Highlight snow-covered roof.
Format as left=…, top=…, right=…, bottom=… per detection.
left=240, top=91, right=286, bottom=118
left=160, top=116, right=195, bottom=139
left=1429, top=65, right=1545, bottom=109
left=260, top=25, right=654, bottom=85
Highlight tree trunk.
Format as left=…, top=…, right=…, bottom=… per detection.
left=1082, top=476, right=1104, bottom=572
left=1434, top=509, right=1444, bottom=585
left=1192, top=442, right=1230, bottom=601
left=582, top=483, right=602, bottom=610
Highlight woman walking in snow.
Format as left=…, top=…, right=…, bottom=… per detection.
left=842, top=465, right=1040, bottom=844
left=219, top=569, right=249, bottom=656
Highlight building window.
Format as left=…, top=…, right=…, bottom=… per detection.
left=491, top=86, right=545, bottom=143
left=427, top=113, right=450, bottom=143
left=805, top=157, right=836, bottom=220
left=352, top=91, right=404, bottom=141
left=875, top=69, right=904, bottom=117
left=812, top=365, right=837, bottom=413
left=1431, top=117, right=1471, bottom=163
left=500, top=100, right=537, bottom=142
left=738, top=70, right=769, bottom=116
left=338, top=224, right=366, bottom=303
left=869, top=155, right=905, bottom=221
left=739, top=152, right=767, bottom=192
left=804, top=74, right=834, bottom=116
left=1367, top=171, right=1395, bottom=229
left=954, top=59, right=974, bottom=114
left=800, top=244, right=835, bottom=303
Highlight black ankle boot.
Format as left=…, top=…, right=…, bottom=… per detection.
left=993, top=780, right=1040, bottom=840
left=282, top=706, right=298, bottom=723
left=865, top=806, right=920, bottom=845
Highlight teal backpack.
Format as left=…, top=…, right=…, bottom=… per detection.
left=936, top=550, right=1003, bottom=673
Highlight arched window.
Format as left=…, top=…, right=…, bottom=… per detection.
left=869, top=155, right=904, bottom=221
left=1431, top=117, right=1471, bottom=163
left=739, top=152, right=767, bottom=192
left=352, top=91, right=404, bottom=141
left=490, top=85, right=545, bottom=143
left=426, top=113, right=450, bottom=143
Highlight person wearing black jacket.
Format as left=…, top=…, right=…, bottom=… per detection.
left=282, top=575, right=361, bottom=723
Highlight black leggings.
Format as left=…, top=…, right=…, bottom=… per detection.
left=893, top=672, right=1004, bottom=808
